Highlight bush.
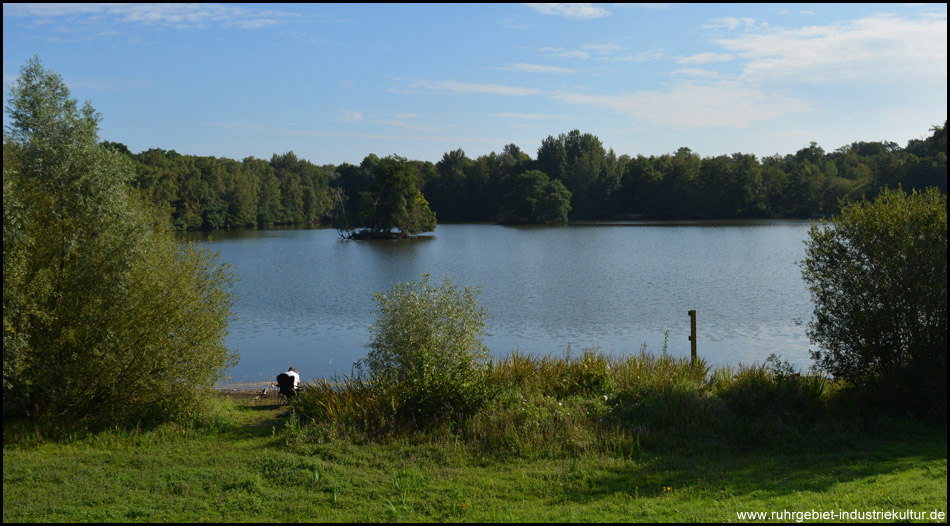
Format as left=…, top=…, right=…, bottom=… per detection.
left=800, top=187, right=947, bottom=418
left=712, top=355, right=828, bottom=427
left=361, top=274, right=492, bottom=420
left=3, top=57, right=237, bottom=428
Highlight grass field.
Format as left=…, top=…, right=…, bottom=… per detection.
left=3, top=384, right=946, bottom=522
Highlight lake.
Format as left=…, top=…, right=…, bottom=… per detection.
left=188, top=220, right=817, bottom=386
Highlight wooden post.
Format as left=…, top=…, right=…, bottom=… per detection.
left=688, top=310, right=697, bottom=365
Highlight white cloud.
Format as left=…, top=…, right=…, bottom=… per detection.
left=2, top=3, right=299, bottom=29
left=539, top=46, right=592, bottom=59
left=376, top=120, right=440, bottom=132
left=715, top=13, right=948, bottom=83
left=583, top=43, right=623, bottom=53
left=492, top=113, right=554, bottom=119
left=526, top=4, right=610, bottom=20
left=705, top=17, right=757, bottom=31
left=600, top=51, right=664, bottom=63
left=395, top=113, right=421, bottom=119
left=202, top=121, right=507, bottom=144
left=539, top=43, right=660, bottom=63
left=335, top=110, right=363, bottom=122
left=233, top=18, right=278, bottom=29
left=554, top=83, right=810, bottom=129
left=501, top=62, right=577, bottom=73
left=3, top=4, right=103, bottom=17
left=413, top=80, right=540, bottom=96
left=677, top=52, right=735, bottom=65
left=672, top=68, right=722, bottom=79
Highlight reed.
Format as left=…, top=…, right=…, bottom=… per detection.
left=292, top=348, right=848, bottom=457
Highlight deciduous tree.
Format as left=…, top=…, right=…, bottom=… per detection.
left=801, top=187, right=946, bottom=418
left=3, top=57, right=237, bottom=426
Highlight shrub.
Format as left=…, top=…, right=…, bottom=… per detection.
left=361, top=274, right=492, bottom=420
left=3, top=57, right=236, bottom=428
left=712, top=355, right=828, bottom=426
left=801, top=187, right=947, bottom=418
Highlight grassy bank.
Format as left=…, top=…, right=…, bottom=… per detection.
left=3, top=351, right=947, bottom=522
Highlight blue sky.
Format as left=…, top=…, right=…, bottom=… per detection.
left=3, top=3, right=947, bottom=165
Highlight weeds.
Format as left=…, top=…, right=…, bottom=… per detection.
left=291, top=349, right=860, bottom=458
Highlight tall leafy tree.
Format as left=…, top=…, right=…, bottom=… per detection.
left=499, top=170, right=572, bottom=224
left=430, top=148, right=472, bottom=221
left=3, top=58, right=236, bottom=426
left=354, top=156, right=436, bottom=238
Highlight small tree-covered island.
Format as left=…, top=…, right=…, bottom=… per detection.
left=3, top=58, right=946, bottom=522
left=335, top=155, right=438, bottom=239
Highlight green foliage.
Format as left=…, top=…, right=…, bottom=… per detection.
left=363, top=274, right=491, bottom=418
left=801, top=187, right=947, bottom=418
left=296, top=344, right=858, bottom=457
left=3, top=57, right=237, bottom=427
left=130, top=149, right=334, bottom=230
left=499, top=169, right=572, bottom=224
left=354, top=156, right=436, bottom=238
left=710, top=354, right=828, bottom=429
left=536, top=129, right=613, bottom=217
left=118, top=120, right=945, bottom=229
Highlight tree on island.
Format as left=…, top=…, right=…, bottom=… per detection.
left=342, top=155, right=436, bottom=239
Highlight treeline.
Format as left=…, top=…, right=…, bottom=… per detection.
left=111, top=122, right=947, bottom=230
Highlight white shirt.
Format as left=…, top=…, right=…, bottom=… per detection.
left=286, top=370, right=301, bottom=388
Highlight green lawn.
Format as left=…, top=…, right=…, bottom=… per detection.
left=3, top=391, right=946, bottom=522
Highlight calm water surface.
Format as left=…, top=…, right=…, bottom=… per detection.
left=189, top=221, right=816, bottom=385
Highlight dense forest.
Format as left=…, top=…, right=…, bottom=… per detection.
left=107, top=122, right=947, bottom=231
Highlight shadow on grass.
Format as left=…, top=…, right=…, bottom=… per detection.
left=582, top=426, right=946, bottom=501
left=217, top=398, right=295, bottom=441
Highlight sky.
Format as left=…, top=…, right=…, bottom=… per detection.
left=3, top=3, right=947, bottom=166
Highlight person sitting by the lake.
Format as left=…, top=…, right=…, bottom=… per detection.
left=275, top=366, right=301, bottom=399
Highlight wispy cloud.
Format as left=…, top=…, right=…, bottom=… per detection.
left=3, top=4, right=104, bottom=17
left=334, top=110, right=363, bottom=122
left=375, top=120, right=441, bottom=132
left=539, top=44, right=661, bottom=63
left=492, top=113, right=554, bottom=119
left=583, top=43, right=623, bottom=53
left=202, top=121, right=506, bottom=144
left=539, top=46, right=591, bottom=59
left=600, top=51, right=664, bottom=63
left=715, top=13, right=948, bottom=83
left=677, top=52, right=734, bottom=65
left=500, top=62, right=576, bottom=73
left=704, top=17, right=758, bottom=31
left=554, top=83, right=810, bottom=129
left=333, top=111, right=438, bottom=131
left=526, top=4, right=610, bottom=20
left=3, top=3, right=300, bottom=30
left=672, top=68, right=722, bottom=79
left=412, top=80, right=540, bottom=96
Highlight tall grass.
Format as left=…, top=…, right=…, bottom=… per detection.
left=292, top=348, right=847, bottom=458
